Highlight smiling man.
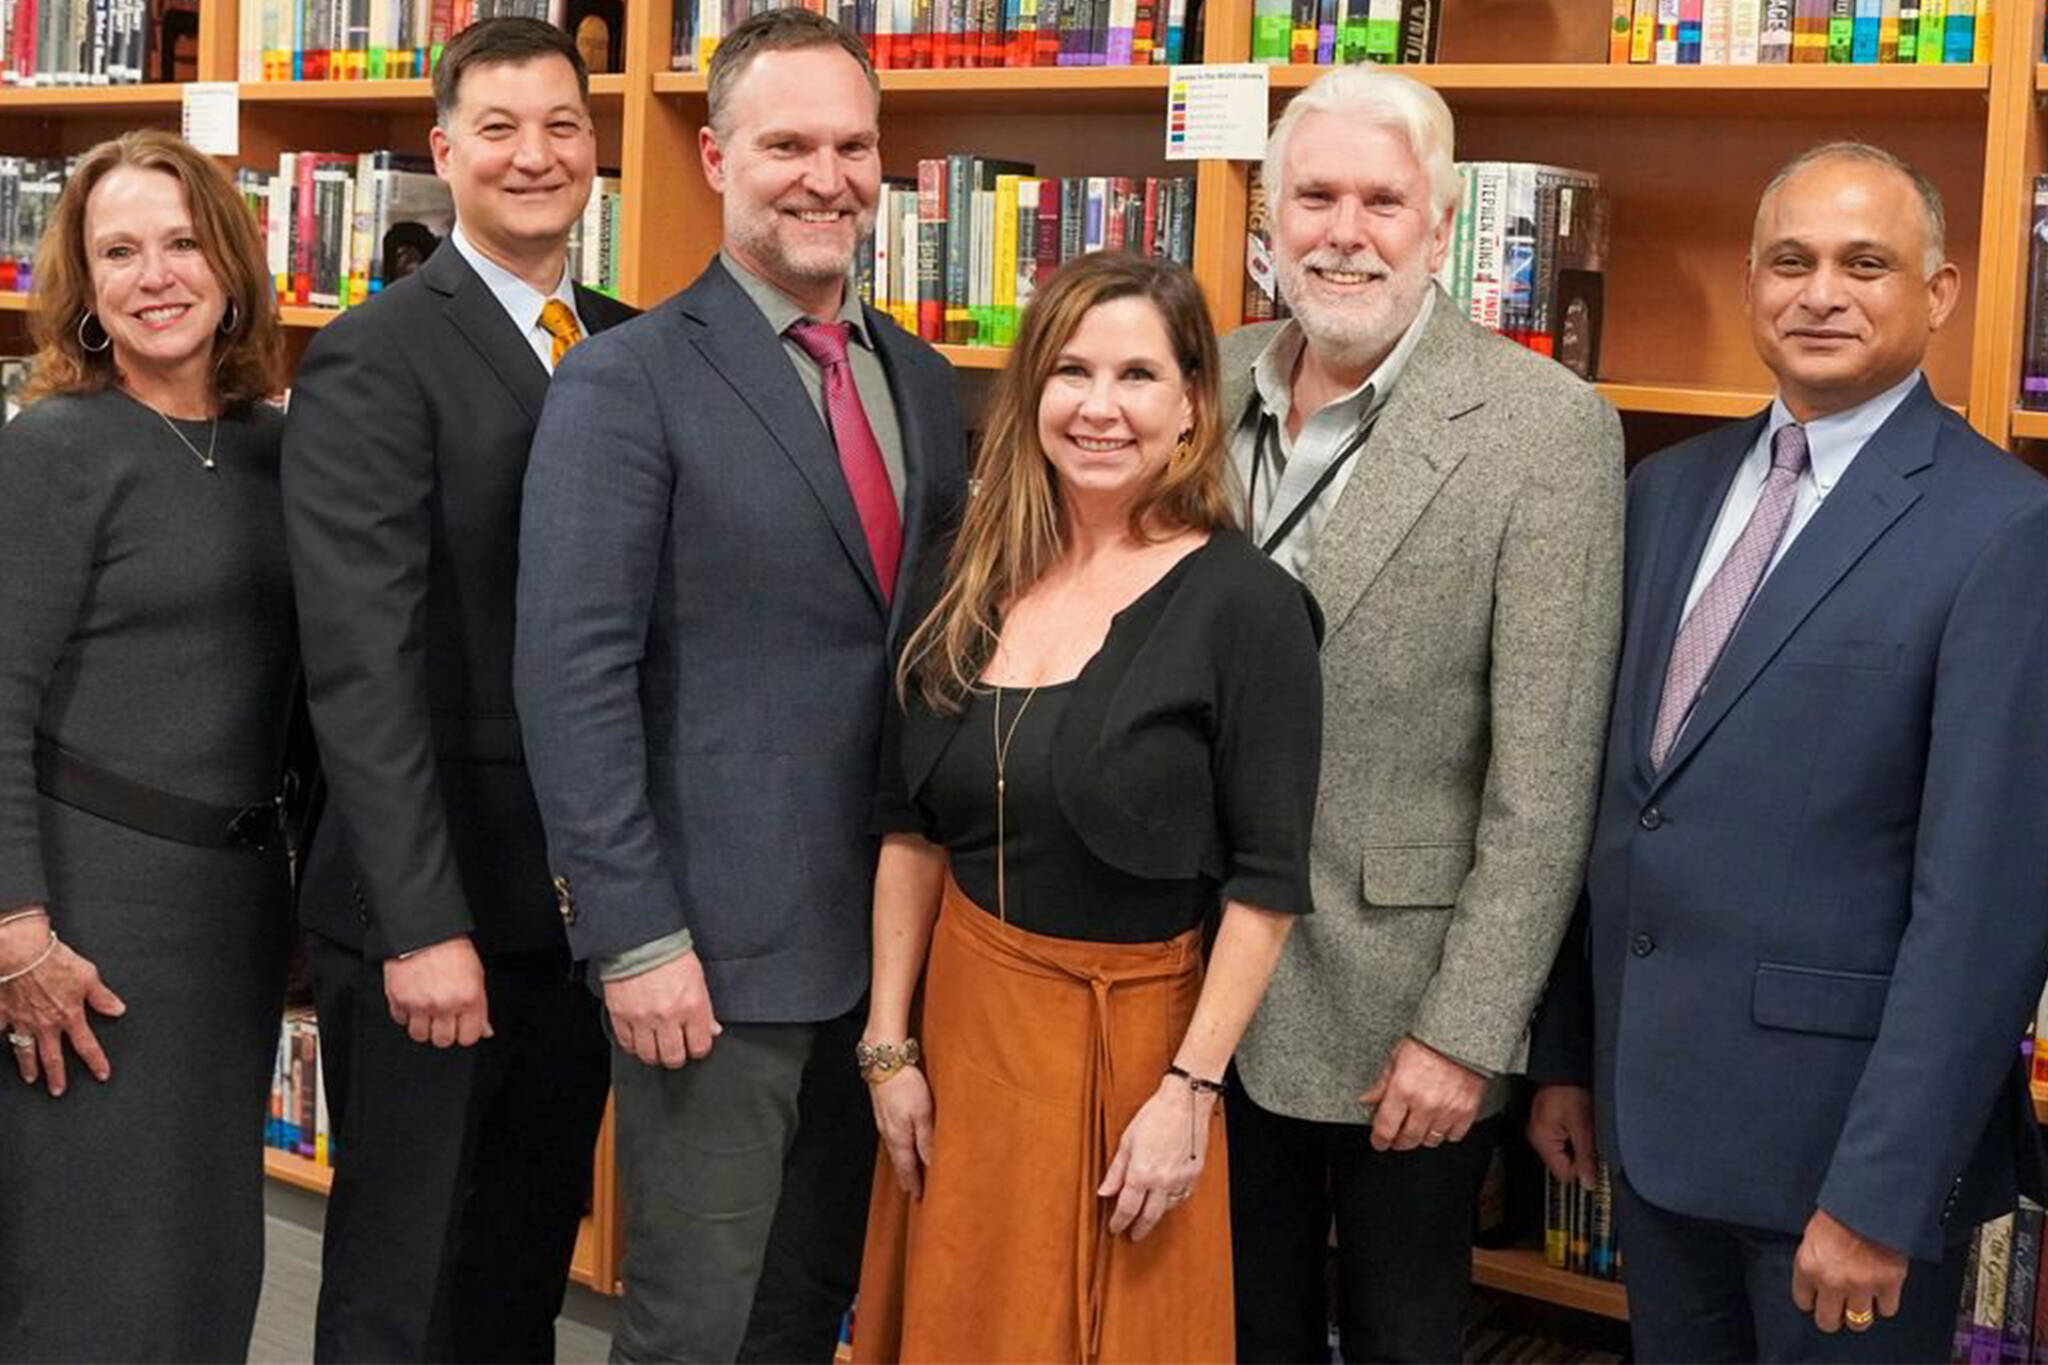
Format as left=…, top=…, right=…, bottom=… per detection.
left=281, top=17, right=636, bottom=1362
left=512, top=9, right=965, bottom=1362
left=1527, top=142, right=2048, bottom=1363
left=1219, top=65, right=1626, bottom=1363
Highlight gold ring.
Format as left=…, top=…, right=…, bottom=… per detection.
left=1845, top=1309, right=1875, bottom=1330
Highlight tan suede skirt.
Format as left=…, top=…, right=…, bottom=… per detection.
left=852, top=875, right=1233, bottom=1364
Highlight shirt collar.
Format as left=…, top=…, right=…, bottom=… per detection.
left=720, top=250, right=871, bottom=350
left=450, top=223, right=576, bottom=337
left=1762, top=368, right=1924, bottom=495
left=1248, top=287, right=1436, bottom=434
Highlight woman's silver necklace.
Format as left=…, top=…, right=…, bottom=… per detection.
left=151, top=404, right=218, bottom=470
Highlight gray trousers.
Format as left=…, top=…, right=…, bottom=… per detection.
left=609, top=1010, right=874, bottom=1365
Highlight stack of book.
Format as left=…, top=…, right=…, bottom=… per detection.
left=1247, top=0, right=1438, bottom=65
left=1242, top=161, right=1610, bottom=381
left=2020, top=174, right=2048, bottom=412
left=1606, top=0, right=1990, bottom=64
left=231, top=151, right=622, bottom=311
left=1544, top=1160, right=1623, bottom=1282
left=267, top=1007, right=335, bottom=1169
left=236, top=0, right=621, bottom=81
left=0, top=156, right=69, bottom=295
left=857, top=157, right=1195, bottom=348
left=672, top=0, right=1197, bottom=72
left=1950, top=1197, right=2047, bottom=1363
left=0, top=0, right=180, bottom=86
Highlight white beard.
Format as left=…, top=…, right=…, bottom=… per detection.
left=1275, top=240, right=1433, bottom=372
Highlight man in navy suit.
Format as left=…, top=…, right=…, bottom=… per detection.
left=1528, top=141, right=2048, bottom=1362
left=513, top=10, right=964, bottom=1361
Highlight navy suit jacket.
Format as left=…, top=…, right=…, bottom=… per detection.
left=1530, top=378, right=2048, bottom=1263
left=513, top=256, right=965, bottom=1023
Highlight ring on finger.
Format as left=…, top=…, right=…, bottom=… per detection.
left=1845, top=1308, right=1875, bottom=1331
left=1424, top=1128, right=1448, bottom=1143
left=5, top=1031, right=31, bottom=1051
left=1165, top=1188, right=1190, bottom=1204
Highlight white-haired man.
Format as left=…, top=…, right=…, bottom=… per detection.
left=1222, top=65, right=1626, bottom=1362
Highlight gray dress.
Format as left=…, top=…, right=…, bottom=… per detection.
left=0, top=389, right=296, bottom=1362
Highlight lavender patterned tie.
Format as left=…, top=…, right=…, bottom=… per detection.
left=1649, top=422, right=1811, bottom=771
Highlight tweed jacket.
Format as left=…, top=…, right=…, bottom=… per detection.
left=1231, top=288, right=1625, bottom=1124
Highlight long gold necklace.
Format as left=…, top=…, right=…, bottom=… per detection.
left=990, top=682, right=1041, bottom=924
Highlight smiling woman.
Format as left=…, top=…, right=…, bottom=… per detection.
left=0, top=130, right=299, bottom=1361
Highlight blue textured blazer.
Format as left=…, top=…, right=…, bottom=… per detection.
left=1530, top=378, right=2048, bottom=1262
left=513, top=256, right=966, bottom=1023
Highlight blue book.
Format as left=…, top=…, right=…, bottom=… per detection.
left=1852, top=0, right=1880, bottom=57
left=1944, top=5, right=1973, bottom=58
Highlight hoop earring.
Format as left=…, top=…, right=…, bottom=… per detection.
left=77, top=311, right=111, bottom=354
left=218, top=298, right=239, bottom=335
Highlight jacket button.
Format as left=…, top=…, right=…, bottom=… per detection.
left=1631, top=933, right=1655, bottom=957
left=1640, top=807, right=1663, bottom=830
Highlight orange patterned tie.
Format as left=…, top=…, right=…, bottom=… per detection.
left=539, top=299, right=583, bottom=370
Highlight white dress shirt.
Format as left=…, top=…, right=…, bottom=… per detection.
left=448, top=224, right=584, bottom=375
left=1678, top=369, right=1924, bottom=625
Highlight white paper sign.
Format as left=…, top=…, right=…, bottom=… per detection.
left=181, top=82, right=239, bottom=156
left=1165, top=64, right=1269, bottom=162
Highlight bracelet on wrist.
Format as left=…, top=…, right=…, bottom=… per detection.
left=1166, top=1063, right=1225, bottom=1097
left=0, top=907, right=48, bottom=931
left=0, top=929, right=59, bottom=984
left=856, top=1037, right=922, bottom=1085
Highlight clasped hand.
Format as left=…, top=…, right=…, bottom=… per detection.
left=1099, top=1077, right=1215, bottom=1242
left=604, top=950, right=721, bottom=1068
left=0, top=907, right=125, bottom=1095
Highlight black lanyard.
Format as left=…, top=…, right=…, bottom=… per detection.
left=1245, top=396, right=1381, bottom=557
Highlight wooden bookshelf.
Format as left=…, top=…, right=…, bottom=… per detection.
left=263, top=1145, right=334, bottom=1195
left=1472, top=1247, right=1629, bottom=1322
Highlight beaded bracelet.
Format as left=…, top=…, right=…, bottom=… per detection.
left=856, top=1038, right=922, bottom=1085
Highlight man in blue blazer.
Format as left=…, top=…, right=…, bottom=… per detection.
left=513, top=10, right=964, bottom=1361
left=1529, top=141, right=2048, bottom=1362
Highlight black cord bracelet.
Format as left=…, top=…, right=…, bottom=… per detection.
left=1166, top=1063, right=1225, bottom=1096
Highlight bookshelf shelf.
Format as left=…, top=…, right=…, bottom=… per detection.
left=2011, top=410, right=2048, bottom=442
left=263, top=1146, right=334, bottom=1195
left=1264, top=61, right=1990, bottom=117
left=280, top=306, right=343, bottom=329
left=262, top=1146, right=608, bottom=1291
left=0, top=84, right=186, bottom=115
left=655, top=64, right=1171, bottom=112
left=1472, top=1247, right=1629, bottom=1322
left=934, top=343, right=1007, bottom=369
left=0, top=292, right=26, bottom=312
left=238, top=73, right=627, bottom=108
left=1595, top=381, right=1772, bottom=419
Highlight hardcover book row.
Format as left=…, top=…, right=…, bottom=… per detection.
left=0, top=0, right=186, bottom=86
left=671, top=0, right=1197, bottom=72
left=1606, top=0, right=1992, bottom=64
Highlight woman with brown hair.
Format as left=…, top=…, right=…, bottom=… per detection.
left=0, top=130, right=294, bottom=1360
left=852, top=252, right=1324, bottom=1363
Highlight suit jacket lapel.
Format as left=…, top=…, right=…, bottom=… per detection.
left=1628, top=415, right=1761, bottom=783
left=572, top=283, right=637, bottom=336
left=1648, top=384, right=1935, bottom=790
left=868, top=308, right=936, bottom=640
left=1305, top=302, right=1483, bottom=634
left=682, top=261, right=888, bottom=615
left=425, top=243, right=550, bottom=425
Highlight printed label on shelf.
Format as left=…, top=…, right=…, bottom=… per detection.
left=1166, top=64, right=1268, bottom=161
left=182, top=83, right=240, bottom=156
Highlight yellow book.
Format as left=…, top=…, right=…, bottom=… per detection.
left=993, top=175, right=1020, bottom=348
left=1630, top=0, right=1657, bottom=59
left=1972, top=0, right=1991, bottom=61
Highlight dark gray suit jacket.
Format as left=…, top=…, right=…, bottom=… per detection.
left=514, top=256, right=966, bottom=1023
left=284, top=241, right=636, bottom=959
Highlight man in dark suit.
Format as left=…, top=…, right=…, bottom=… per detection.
left=281, top=18, right=635, bottom=1362
left=1528, top=141, right=2048, bottom=1363
left=513, top=11, right=965, bottom=1362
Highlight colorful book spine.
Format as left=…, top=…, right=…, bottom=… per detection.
left=1678, top=0, right=1703, bottom=57
left=1942, top=0, right=1971, bottom=59
left=1914, top=0, right=1942, bottom=59
left=1630, top=0, right=1658, bottom=58
left=1610, top=0, right=1631, bottom=59
left=1656, top=0, right=1680, bottom=60
left=2022, top=177, right=2048, bottom=411
left=1760, top=0, right=1792, bottom=56
left=1702, top=0, right=1730, bottom=59
left=1731, top=0, right=1762, bottom=58
left=1851, top=0, right=1879, bottom=56
left=1826, top=0, right=1853, bottom=57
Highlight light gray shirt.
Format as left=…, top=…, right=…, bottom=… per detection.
left=448, top=224, right=583, bottom=375
left=1230, top=288, right=1436, bottom=581
left=721, top=250, right=906, bottom=511
left=1679, top=369, right=1921, bottom=624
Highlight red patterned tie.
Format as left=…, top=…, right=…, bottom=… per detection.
left=787, top=320, right=902, bottom=604
left=1649, top=422, right=1811, bottom=770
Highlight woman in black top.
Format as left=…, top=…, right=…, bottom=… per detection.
left=0, top=132, right=293, bottom=1361
left=851, top=253, right=1324, bottom=1363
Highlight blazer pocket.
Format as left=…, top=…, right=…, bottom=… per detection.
left=1751, top=962, right=1891, bottom=1039
left=1360, top=843, right=1472, bottom=910
left=1778, top=639, right=1902, bottom=673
